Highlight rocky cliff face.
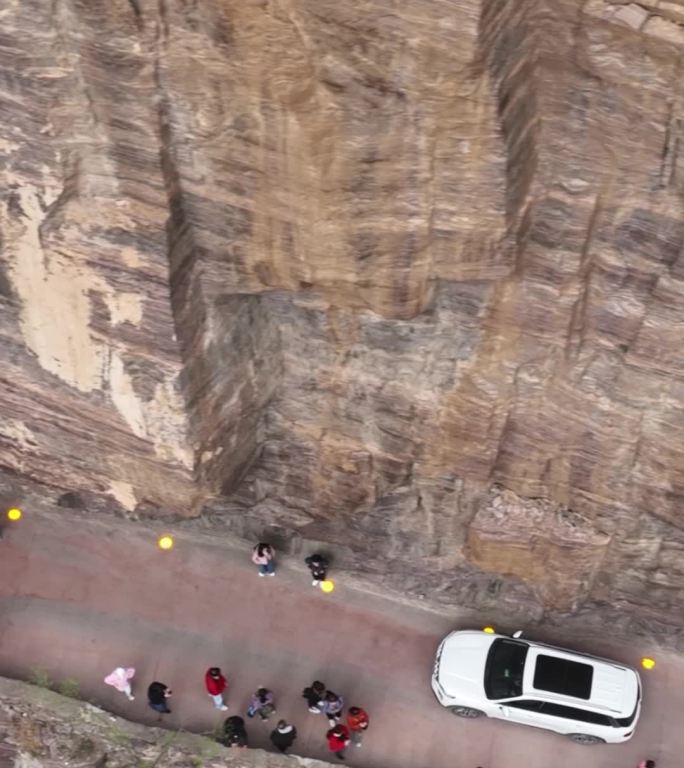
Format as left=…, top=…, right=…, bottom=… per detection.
left=1, top=0, right=684, bottom=628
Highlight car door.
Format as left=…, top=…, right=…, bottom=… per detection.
left=536, top=702, right=613, bottom=736
left=496, top=698, right=547, bottom=729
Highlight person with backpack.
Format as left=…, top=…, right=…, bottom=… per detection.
left=346, top=706, right=369, bottom=746
left=321, top=690, right=344, bottom=726
left=269, top=720, right=298, bottom=753
left=326, top=724, right=350, bottom=760
left=302, top=680, right=326, bottom=712
left=221, top=716, right=248, bottom=748
left=147, top=681, right=172, bottom=714
left=247, top=687, right=276, bottom=720
left=304, top=553, right=328, bottom=586
left=252, top=543, right=275, bottom=577
left=204, top=667, right=228, bottom=710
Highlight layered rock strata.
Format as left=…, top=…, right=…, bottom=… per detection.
left=1, top=0, right=683, bottom=626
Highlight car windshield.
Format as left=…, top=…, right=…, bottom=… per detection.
left=484, top=639, right=529, bottom=700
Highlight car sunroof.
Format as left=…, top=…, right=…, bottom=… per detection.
left=533, top=654, right=593, bottom=700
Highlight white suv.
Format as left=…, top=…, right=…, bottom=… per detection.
left=431, top=630, right=641, bottom=744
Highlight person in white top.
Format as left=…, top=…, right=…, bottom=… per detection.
left=251, top=543, right=275, bottom=577
left=104, top=667, right=136, bottom=701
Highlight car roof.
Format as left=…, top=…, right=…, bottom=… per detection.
left=522, top=642, right=639, bottom=715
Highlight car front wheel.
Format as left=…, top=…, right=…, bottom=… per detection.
left=568, top=734, right=606, bottom=745
left=449, top=706, right=485, bottom=718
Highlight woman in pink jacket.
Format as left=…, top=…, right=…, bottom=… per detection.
left=104, top=667, right=135, bottom=701
left=251, top=543, right=275, bottom=577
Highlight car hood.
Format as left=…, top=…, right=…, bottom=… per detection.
left=438, top=631, right=495, bottom=700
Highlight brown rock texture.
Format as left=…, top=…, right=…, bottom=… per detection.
left=466, top=487, right=612, bottom=610
left=1, top=0, right=684, bottom=627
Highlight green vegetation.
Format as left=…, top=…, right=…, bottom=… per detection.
left=71, top=736, right=97, bottom=759
left=28, top=668, right=52, bottom=689
left=57, top=678, right=80, bottom=698
left=28, top=670, right=80, bottom=699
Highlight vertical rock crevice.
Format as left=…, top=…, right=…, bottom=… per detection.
left=478, top=0, right=543, bottom=238
left=155, top=3, right=283, bottom=498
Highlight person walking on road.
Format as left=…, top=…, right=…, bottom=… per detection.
left=304, top=553, right=329, bottom=586
left=205, top=667, right=228, bottom=710
left=252, top=543, right=275, bottom=577
left=147, top=681, right=172, bottom=714
left=322, top=690, right=344, bottom=726
left=104, top=667, right=135, bottom=701
left=638, top=761, right=656, bottom=768
left=270, top=720, right=298, bottom=753
left=302, top=680, right=326, bottom=713
left=327, top=724, right=350, bottom=760
left=347, top=706, right=369, bottom=747
left=221, top=715, right=248, bottom=747
left=247, top=687, right=276, bottom=720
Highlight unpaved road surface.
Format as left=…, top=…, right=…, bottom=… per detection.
left=0, top=512, right=678, bottom=767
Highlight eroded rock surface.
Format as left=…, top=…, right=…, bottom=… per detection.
left=0, top=677, right=332, bottom=768
left=467, top=487, right=612, bottom=611
left=1, top=0, right=684, bottom=627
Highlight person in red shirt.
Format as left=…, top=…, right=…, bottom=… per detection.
left=326, top=724, right=350, bottom=760
left=205, top=667, right=228, bottom=710
left=346, top=706, right=369, bottom=747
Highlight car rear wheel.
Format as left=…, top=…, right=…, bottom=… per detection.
left=568, top=734, right=606, bottom=745
left=449, top=706, right=485, bottom=718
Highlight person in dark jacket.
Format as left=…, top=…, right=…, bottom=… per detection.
left=304, top=553, right=329, bottom=586
left=204, top=667, right=228, bottom=710
left=270, top=720, right=298, bottom=753
left=221, top=716, right=248, bottom=748
left=302, top=680, right=326, bottom=713
left=147, top=681, right=172, bottom=714
left=326, top=724, right=350, bottom=760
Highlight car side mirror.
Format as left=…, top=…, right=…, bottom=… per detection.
left=512, top=630, right=523, bottom=638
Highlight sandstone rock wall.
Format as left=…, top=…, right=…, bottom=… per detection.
left=0, top=0, right=199, bottom=514
left=1, top=0, right=684, bottom=626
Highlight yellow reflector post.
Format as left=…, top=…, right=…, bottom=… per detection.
left=641, top=657, right=656, bottom=670
left=7, top=508, right=22, bottom=522
left=158, top=535, right=174, bottom=551
left=320, top=580, right=335, bottom=593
